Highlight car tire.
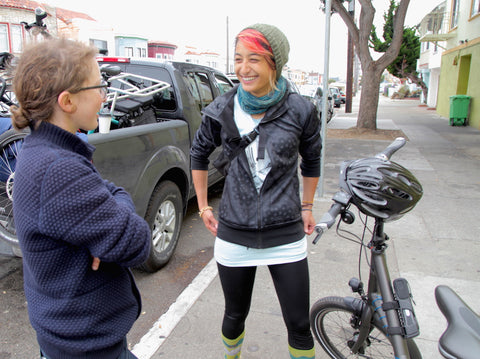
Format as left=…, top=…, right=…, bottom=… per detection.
left=138, top=180, right=183, bottom=272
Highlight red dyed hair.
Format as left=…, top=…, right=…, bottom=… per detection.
left=235, top=28, right=276, bottom=70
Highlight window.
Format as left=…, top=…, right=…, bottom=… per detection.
left=10, top=25, right=23, bottom=53
left=451, top=0, right=460, bottom=28
left=126, top=65, right=176, bottom=112
left=0, top=23, right=24, bottom=53
left=472, top=0, right=480, bottom=17
left=194, top=72, right=214, bottom=107
left=215, top=74, right=234, bottom=95
left=125, top=47, right=133, bottom=57
left=0, top=24, right=8, bottom=52
left=90, top=39, right=108, bottom=55
left=184, top=72, right=214, bottom=112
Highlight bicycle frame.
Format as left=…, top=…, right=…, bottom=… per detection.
left=360, top=220, right=412, bottom=358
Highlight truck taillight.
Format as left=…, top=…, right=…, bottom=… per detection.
left=96, top=57, right=130, bottom=63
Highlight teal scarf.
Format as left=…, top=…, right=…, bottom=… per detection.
left=237, top=77, right=287, bottom=115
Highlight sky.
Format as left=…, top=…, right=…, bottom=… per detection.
left=44, top=0, right=442, bottom=79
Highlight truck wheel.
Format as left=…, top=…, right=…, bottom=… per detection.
left=139, top=180, right=183, bottom=272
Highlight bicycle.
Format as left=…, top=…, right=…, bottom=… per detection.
left=309, top=137, right=480, bottom=358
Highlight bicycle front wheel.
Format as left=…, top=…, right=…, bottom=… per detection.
left=310, top=296, right=395, bottom=358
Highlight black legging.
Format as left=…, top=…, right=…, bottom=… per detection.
left=217, top=258, right=314, bottom=350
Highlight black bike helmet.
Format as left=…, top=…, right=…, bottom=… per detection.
left=344, top=157, right=423, bottom=221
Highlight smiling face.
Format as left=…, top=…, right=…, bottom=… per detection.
left=234, top=40, right=276, bottom=98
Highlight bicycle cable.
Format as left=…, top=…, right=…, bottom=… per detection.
left=334, top=209, right=373, bottom=284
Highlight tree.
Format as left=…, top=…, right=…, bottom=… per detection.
left=371, top=0, right=427, bottom=102
left=324, top=0, right=410, bottom=130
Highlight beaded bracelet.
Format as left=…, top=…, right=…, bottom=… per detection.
left=198, top=206, right=213, bottom=218
left=301, top=208, right=313, bottom=212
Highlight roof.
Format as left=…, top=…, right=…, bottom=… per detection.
left=0, top=1, right=95, bottom=23
left=55, top=7, right=96, bottom=22
left=148, top=41, right=178, bottom=49
left=0, top=0, right=42, bottom=11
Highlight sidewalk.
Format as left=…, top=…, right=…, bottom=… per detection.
left=141, top=97, right=480, bottom=358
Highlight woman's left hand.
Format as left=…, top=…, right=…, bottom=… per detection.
left=302, top=210, right=316, bottom=236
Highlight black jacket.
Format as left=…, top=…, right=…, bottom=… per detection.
left=191, top=85, right=321, bottom=248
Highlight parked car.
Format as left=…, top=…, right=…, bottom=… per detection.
left=329, top=87, right=342, bottom=108
left=0, top=57, right=234, bottom=272
left=339, top=90, right=346, bottom=104
left=299, top=84, right=334, bottom=123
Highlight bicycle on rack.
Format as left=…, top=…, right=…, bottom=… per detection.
left=309, top=137, right=480, bottom=358
left=96, top=64, right=170, bottom=130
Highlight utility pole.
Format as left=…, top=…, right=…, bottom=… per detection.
left=319, top=0, right=331, bottom=197
left=345, top=0, right=355, bottom=113
left=226, top=16, right=230, bottom=74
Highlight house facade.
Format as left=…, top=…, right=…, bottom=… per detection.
left=417, top=1, right=448, bottom=109
left=423, top=0, right=480, bottom=128
left=1, top=0, right=58, bottom=55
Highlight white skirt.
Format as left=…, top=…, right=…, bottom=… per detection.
left=214, top=236, right=307, bottom=267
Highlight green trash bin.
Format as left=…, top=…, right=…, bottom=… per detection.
left=449, top=95, right=471, bottom=126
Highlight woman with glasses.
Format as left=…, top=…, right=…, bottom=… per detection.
left=10, top=38, right=151, bottom=359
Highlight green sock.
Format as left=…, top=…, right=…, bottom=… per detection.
left=222, top=331, right=245, bottom=359
left=289, top=345, right=315, bottom=359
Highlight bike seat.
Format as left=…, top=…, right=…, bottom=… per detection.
left=435, top=285, right=480, bottom=359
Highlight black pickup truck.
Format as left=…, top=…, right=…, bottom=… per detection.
left=88, top=57, right=234, bottom=271
left=0, top=57, right=232, bottom=271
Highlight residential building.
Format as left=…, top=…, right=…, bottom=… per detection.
left=417, top=1, right=448, bottom=108
left=1, top=0, right=58, bottom=55
left=148, top=40, right=177, bottom=60
left=425, top=0, right=480, bottom=128
left=114, top=34, right=147, bottom=58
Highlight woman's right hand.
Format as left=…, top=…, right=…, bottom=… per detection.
left=201, top=209, right=218, bottom=236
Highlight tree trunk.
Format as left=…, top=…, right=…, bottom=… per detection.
left=407, top=73, right=428, bottom=103
left=357, top=63, right=382, bottom=130
left=331, top=0, right=410, bottom=130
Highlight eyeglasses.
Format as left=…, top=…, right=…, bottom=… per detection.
left=76, top=80, right=108, bottom=99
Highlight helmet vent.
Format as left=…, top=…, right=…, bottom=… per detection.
left=388, top=187, right=411, bottom=200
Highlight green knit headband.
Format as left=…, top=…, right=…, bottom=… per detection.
left=243, top=23, right=290, bottom=80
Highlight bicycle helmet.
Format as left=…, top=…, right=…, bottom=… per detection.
left=344, top=157, right=423, bottom=221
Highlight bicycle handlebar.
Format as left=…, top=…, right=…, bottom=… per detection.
left=374, top=137, right=406, bottom=161
left=313, top=202, right=344, bottom=244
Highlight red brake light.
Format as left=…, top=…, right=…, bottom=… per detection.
left=96, top=56, right=130, bottom=63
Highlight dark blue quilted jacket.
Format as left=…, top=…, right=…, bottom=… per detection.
left=13, top=122, right=151, bottom=359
